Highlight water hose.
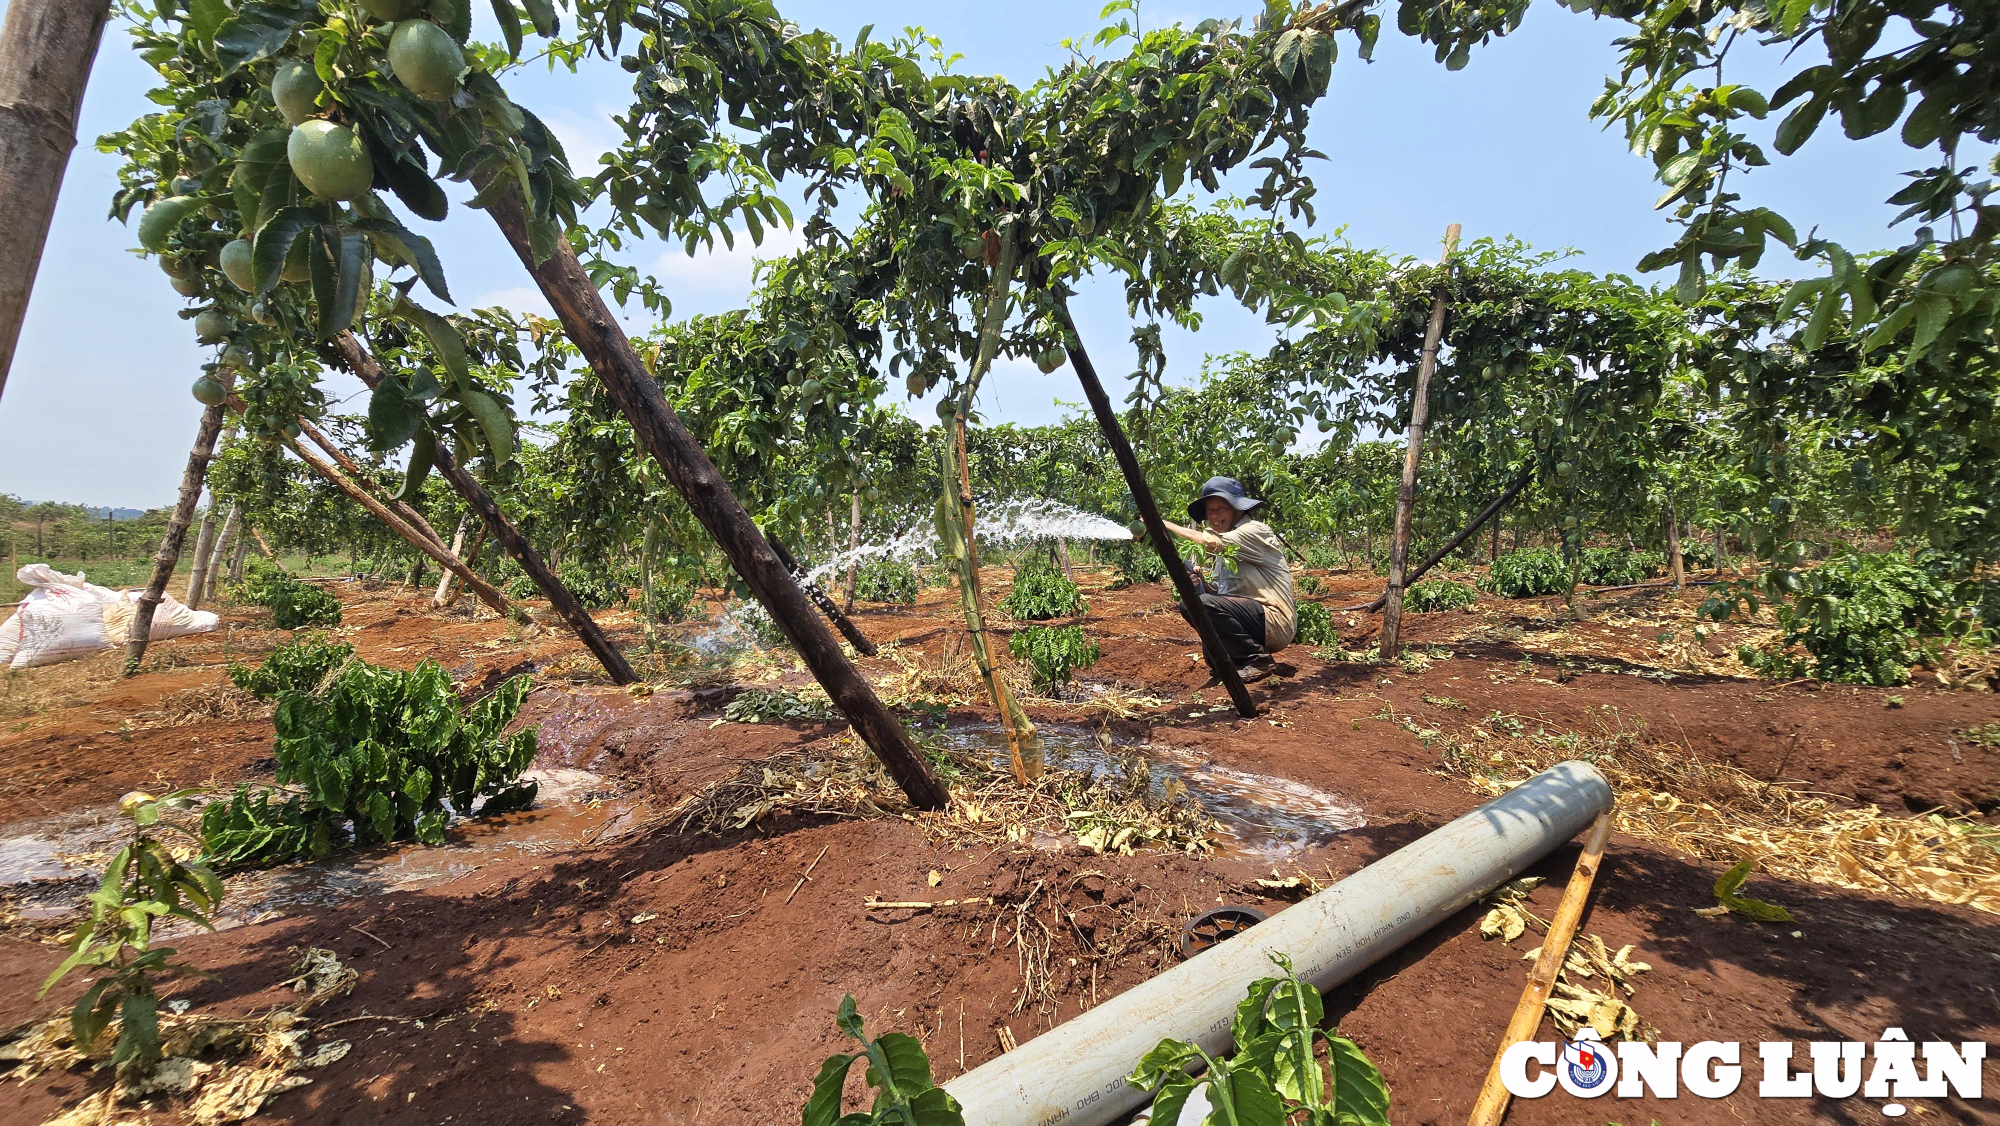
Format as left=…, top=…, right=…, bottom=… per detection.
left=944, top=760, right=1614, bottom=1126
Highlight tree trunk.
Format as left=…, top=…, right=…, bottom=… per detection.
left=432, top=515, right=471, bottom=604
left=229, top=533, right=249, bottom=580
left=1664, top=493, right=1685, bottom=589
left=1052, top=295, right=1257, bottom=717
left=124, top=385, right=230, bottom=674
left=1490, top=513, right=1501, bottom=562
left=1356, top=469, right=1530, bottom=612
left=434, top=520, right=484, bottom=607
left=188, top=500, right=238, bottom=610
left=282, top=435, right=514, bottom=619
left=325, top=330, right=637, bottom=686
left=404, top=556, right=426, bottom=590
left=768, top=534, right=878, bottom=658
left=843, top=487, right=861, bottom=614
left=0, top=0, right=111, bottom=397
left=184, top=502, right=219, bottom=605
left=1713, top=523, right=1726, bottom=573
left=481, top=187, right=939, bottom=803
left=1054, top=536, right=1074, bottom=583
left=1379, top=224, right=1459, bottom=661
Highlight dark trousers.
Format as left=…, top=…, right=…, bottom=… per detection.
left=1177, top=591, right=1268, bottom=668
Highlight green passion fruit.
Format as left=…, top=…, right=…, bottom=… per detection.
left=287, top=120, right=375, bottom=201
left=271, top=59, right=324, bottom=125
left=219, top=239, right=256, bottom=291
left=159, top=255, right=196, bottom=281
left=194, top=309, right=232, bottom=343
left=170, top=275, right=201, bottom=298
left=221, top=342, right=256, bottom=369
left=192, top=376, right=227, bottom=406
left=388, top=21, right=466, bottom=101
left=1034, top=346, right=1065, bottom=373
left=358, top=0, right=423, bottom=20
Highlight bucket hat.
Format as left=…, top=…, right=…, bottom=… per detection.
left=1187, top=477, right=1264, bottom=524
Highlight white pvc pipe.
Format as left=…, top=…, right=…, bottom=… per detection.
left=945, top=760, right=1613, bottom=1126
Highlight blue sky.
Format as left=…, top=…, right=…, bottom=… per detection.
left=0, top=0, right=1943, bottom=507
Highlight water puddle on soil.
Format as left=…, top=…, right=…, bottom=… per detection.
left=932, top=725, right=1364, bottom=860
left=0, top=767, right=639, bottom=930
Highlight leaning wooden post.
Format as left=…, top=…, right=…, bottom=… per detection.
left=295, top=416, right=450, bottom=552
left=0, top=0, right=112, bottom=397
left=282, top=435, right=516, bottom=620
left=768, top=534, right=878, bottom=657
left=192, top=502, right=240, bottom=608
left=325, top=331, right=637, bottom=686
left=1467, top=811, right=1614, bottom=1126
left=1052, top=296, right=1257, bottom=717
left=124, top=375, right=232, bottom=675
left=1379, top=223, right=1461, bottom=661
left=481, top=187, right=944, bottom=805
left=1358, top=468, right=1531, bottom=612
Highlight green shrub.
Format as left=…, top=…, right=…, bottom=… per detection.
left=1580, top=547, right=1653, bottom=586
left=646, top=575, right=700, bottom=623
left=1736, top=550, right=1979, bottom=686
left=236, top=559, right=342, bottom=629
left=853, top=559, right=919, bottom=604
left=1297, top=574, right=1325, bottom=596
left=1106, top=540, right=1166, bottom=588
left=506, top=562, right=631, bottom=608
left=1479, top=548, right=1571, bottom=598
left=201, top=658, right=538, bottom=866
left=1001, top=552, right=1086, bottom=620
left=1675, top=538, right=1717, bottom=570
left=1405, top=579, right=1478, bottom=613
left=1008, top=625, right=1101, bottom=689
left=1294, top=600, right=1339, bottom=647
left=227, top=634, right=353, bottom=700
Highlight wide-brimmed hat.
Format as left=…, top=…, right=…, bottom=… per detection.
left=1187, top=477, right=1264, bottom=524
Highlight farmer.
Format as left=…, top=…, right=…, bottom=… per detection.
left=1161, top=477, right=1296, bottom=683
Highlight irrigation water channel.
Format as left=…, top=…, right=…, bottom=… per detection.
left=0, top=715, right=1362, bottom=934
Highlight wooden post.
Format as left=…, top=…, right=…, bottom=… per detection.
left=1379, top=223, right=1461, bottom=661
left=843, top=487, right=862, bottom=614
left=433, top=515, right=471, bottom=603
left=183, top=417, right=236, bottom=607
left=1466, top=812, right=1614, bottom=1126
left=1357, top=469, right=1530, bottom=612
left=283, top=435, right=515, bottom=620
left=193, top=502, right=240, bottom=607
left=1052, top=296, right=1257, bottom=717
left=296, top=416, right=449, bottom=552
left=124, top=379, right=231, bottom=674
left=324, top=331, right=637, bottom=685
left=0, top=0, right=111, bottom=397
left=768, top=534, right=878, bottom=657
left=1664, top=493, right=1685, bottom=589
left=481, top=187, right=942, bottom=804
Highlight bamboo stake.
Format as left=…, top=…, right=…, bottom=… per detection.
left=1380, top=223, right=1461, bottom=661
left=1051, top=296, right=1257, bottom=717
left=1466, top=811, right=1614, bottom=1126
left=433, top=515, right=473, bottom=605
left=943, top=230, right=1041, bottom=782
left=283, top=436, right=514, bottom=619
left=482, top=185, right=936, bottom=797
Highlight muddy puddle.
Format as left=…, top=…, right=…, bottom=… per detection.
left=934, top=725, right=1364, bottom=859
left=0, top=767, right=639, bottom=929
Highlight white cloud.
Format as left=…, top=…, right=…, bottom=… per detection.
left=649, top=224, right=807, bottom=312
left=536, top=104, right=626, bottom=172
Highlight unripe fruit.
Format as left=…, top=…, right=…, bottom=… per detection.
left=904, top=372, right=925, bottom=396
left=170, top=175, right=200, bottom=196
left=1033, top=346, right=1064, bottom=373
left=272, top=59, right=324, bottom=125
left=249, top=300, right=276, bottom=325
left=220, top=238, right=256, bottom=291
left=935, top=398, right=957, bottom=421
left=221, top=342, right=255, bottom=369
left=288, top=120, right=375, bottom=201
left=160, top=255, right=195, bottom=281
left=138, top=196, right=197, bottom=250
left=388, top=21, right=466, bottom=101
left=358, top=0, right=423, bottom=20
left=171, top=275, right=201, bottom=298
left=192, top=376, right=227, bottom=406
left=194, top=309, right=231, bottom=342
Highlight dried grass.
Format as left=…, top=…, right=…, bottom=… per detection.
left=1433, top=709, right=2000, bottom=916
left=130, top=683, right=270, bottom=730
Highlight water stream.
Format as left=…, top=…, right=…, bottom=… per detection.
left=934, top=724, right=1365, bottom=860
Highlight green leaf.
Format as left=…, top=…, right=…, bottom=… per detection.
left=1713, top=858, right=1796, bottom=923
left=136, top=196, right=203, bottom=252
left=112, top=990, right=160, bottom=1069
left=393, top=299, right=471, bottom=392
left=904, top=1086, right=964, bottom=1126
left=1209, top=1064, right=1289, bottom=1126
left=1801, top=282, right=1842, bottom=353
left=1773, top=94, right=1827, bottom=155
left=489, top=0, right=524, bottom=59
left=319, top=232, right=370, bottom=339
left=804, top=1052, right=860, bottom=1126
left=521, top=0, right=558, bottom=37
left=349, top=217, right=451, bottom=304
left=214, top=1, right=311, bottom=72
left=395, top=425, right=436, bottom=501
left=1328, top=1034, right=1392, bottom=1124
left=251, top=207, right=317, bottom=294
left=461, top=389, right=516, bottom=464
left=70, top=978, right=122, bottom=1049
left=186, top=0, right=229, bottom=47
left=368, top=379, right=424, bottom=452
left=868, top=1032, right=937, bottom=1098
left=835, top=994, right=864, bottom=1041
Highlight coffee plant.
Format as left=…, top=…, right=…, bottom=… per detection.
left=235, top=559, right=342, bottom=629
left=1000, top=553, right=1086, bottom=621
left=226, top=633, right=352, bottom=700
left=803, top=994, right=962, bottom=1126
left=1107, top=540, right=1167, bottom=589
left=1128, top=952, right=1390, bottom=1126
left=1405, top=580, right=1478, bottom=613
left=1295, top=599, right=1340, bottom=648
left=853, top=559, right=920, bottom=605
left=1480, top=549, right=1571, bottom=599
left=201, top=656, right=538, bottom=866
left=40, top=791, right=222, bottom=1080
left=1735, top=550, right=1985, bottom=686
left=1580, top=548, right=1653, bottom=587
left=1008, top=625, right=1102, bottom=690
